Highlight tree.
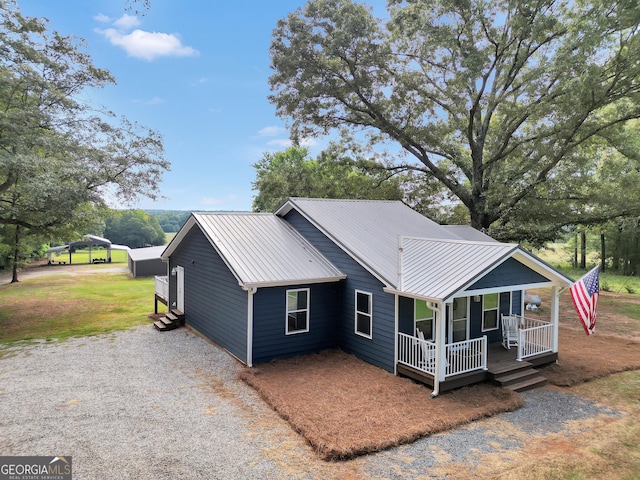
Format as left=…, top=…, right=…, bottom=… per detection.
left=0, top=3, right=169, bottom=281
left=269, top=0, right=640, bottom=236
left=252, top=146, right=409, bottom=212
left=104, top=210, right=165, bottom=248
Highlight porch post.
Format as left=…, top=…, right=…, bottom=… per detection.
left=551, top=285, right=559, bottom=353
left=431, top=301, right=446, bottom=398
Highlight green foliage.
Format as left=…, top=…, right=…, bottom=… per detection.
left=251, top=146, right=406, bottom=212
left=270, top=0, right=640, bottom=237
left=104, top=210, right=165, bottom=248
left=145, top=210, right=191, bottom=233
left=0, top=2, right=169, bottom=281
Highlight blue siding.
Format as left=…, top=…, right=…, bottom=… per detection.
left=398, top=296, right=414, bottom=336
left=284, top=210, right=396, bottom=372
left=169, top=226, right=248, bottom=363
left=252, top=282, right=341, bottom=363
left=469, top=257, right=550, bottom=289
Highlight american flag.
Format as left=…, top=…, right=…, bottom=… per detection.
left=570, top=266, right=600, bottom=336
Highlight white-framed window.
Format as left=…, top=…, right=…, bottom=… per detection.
left=355, top=290, right=373, bottom=338
left=286, top=288, right=309, bottom=335
left=450, top=297, right=469, bottom=343
left=415, top=299, right=434, bottom=340
left=482, top=293, right=499, bottom=331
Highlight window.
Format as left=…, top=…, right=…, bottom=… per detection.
left=286, top=288, right=309, bottom=334
left=415, top=299, right=434, bottom=340
left=450, top=297, right=468, bottom=343
left=355, top=290, right=372, bottom=338
left=482, top=293, right=499, bottom=331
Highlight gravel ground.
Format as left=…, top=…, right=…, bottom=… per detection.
left=0, top=326, right=620, bottom=479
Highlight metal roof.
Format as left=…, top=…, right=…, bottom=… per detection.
left=163, top=212, right=345, bottom=289
left=128, top=245, right=166, bottom=262
left=399, top=237, right=519, bottom=302
left=276, top=198, right=461, bottom=286
left=442, top=225, right=498, bottom=243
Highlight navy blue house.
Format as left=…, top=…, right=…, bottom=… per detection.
left=159, top=198, right=573, bottom=395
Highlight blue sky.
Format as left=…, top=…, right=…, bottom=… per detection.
left=20, top=0, right=328, bottom=212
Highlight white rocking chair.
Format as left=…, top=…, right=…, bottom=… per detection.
left=501, top=314, right=519, bottom=350
left=416, top=329, right=436, bottom=370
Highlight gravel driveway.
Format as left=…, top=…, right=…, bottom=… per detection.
left=0, top=326, right=620, bottom=479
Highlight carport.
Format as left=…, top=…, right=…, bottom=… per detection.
left=45, top=234, right=130, bottom=264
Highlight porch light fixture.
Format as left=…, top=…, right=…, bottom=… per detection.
left=473, top=295, right=481, bottom=302
left=171, top=267, right=177, bottom=276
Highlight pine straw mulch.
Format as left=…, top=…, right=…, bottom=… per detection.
left=541, top=326, right=640, bottom=387
left=238, top=349, right=523, bottom=460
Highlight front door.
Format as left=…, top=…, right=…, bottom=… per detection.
left=176, top=265, right=184, bottom=312
left=449, top=297, right=469, bottom=343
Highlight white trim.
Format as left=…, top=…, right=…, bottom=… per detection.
left=285, top=288, right=310, bottom=335
left=459, top=282, right=555, bottom=300
left=247, top=287, right=256, bottom=367
left=354, top=290, right=373, bottom=339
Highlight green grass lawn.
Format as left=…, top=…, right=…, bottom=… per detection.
left=0, top=272, right=155, bottom=343
left=49, top=248, right=129, bottom=264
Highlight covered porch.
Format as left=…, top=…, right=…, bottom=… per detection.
left=396, top=314, right=557, bottom=392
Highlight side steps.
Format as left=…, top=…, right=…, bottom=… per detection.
left=153, top=309, right=184, bottom=332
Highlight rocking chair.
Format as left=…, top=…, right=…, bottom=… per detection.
left=501, top=314, right=519, bottom=350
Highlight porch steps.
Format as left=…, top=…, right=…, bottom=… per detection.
left=153, top=309, right=185, bottom=332
left=489, top=361, right=548, bottom=392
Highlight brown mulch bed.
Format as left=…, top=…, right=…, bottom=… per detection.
left=542, top=326, right=640, bottom=387
left=239, top=349, right=523, bottom=460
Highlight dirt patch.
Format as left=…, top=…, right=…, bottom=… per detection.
left=238, top=349, right=523, bottom=460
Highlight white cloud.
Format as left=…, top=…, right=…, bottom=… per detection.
left=113, top=14, right=141, bottom=30
left=94, top=13, right=111, bottom=23
left=266, top=138, right=292, bottom=148
left=133, top=96, right=165, bottom=105
left=95, top=14, right=198, bottom=62
left=257, top=126, right=286, bottom=137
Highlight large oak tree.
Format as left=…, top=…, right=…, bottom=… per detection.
left=269, top=0, right=640, bottom=235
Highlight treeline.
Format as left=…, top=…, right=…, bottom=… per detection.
left=145, top=210, right=191, bottom=233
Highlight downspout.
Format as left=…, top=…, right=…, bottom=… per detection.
left=246, top=287, right=257, bottom=367
left=431, top=301, right=445, bottom=398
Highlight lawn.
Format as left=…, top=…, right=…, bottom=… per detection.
left=0, top=272, right=154, bottom=343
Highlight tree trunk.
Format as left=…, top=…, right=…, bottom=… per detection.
left=600, top=232, right=605, bottom=273
left=11, top=224, right=20, bottom=283
left=580, top=231, right=586, bottom=269
left=573, top=234, right=578, bottom=268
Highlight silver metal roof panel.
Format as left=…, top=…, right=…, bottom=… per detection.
left=168, top=213, right=345, bottom=288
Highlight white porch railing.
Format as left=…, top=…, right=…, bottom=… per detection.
left=397, top=333, right=487, bottom=378
left=517, top=317, right=553, bottom=361
left=445, top=336, right=488, bottom=376
left=155, top=275, right=169, bottom=301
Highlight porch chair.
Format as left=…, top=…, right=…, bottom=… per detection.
left=501, top=314, right=519, bottom=350
left=417, top=329, right=436, bottom=371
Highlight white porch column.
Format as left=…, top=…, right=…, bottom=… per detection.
left=432, top=301, right=446, bottom=397
left=551, top=285, right=559, bottom=353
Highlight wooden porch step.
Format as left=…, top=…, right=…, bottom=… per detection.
left=503, top=375, right=548, bottom=392
left=164, top=312, right=179, bottom=323
left=488, top=360, right=533, bottom=376
left=492, top=366, right=548, bottom=392
left=154, top=316, right=179, bottom=332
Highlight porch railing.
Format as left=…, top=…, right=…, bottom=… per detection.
left=445, top=336, right=487, bottom=376
left=397, top=332, right=436, bottom=375
left=517, top=318, right=553, bottom=361
left=155, top=275, right=169, bottom=301
left=397, top=333, right=487, bottom=378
